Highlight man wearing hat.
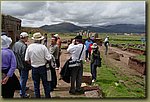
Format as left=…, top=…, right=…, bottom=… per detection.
left=67, top=35, right=86, bottom=94
left=12, top=32, right=30, bottom=98
left=25, top=32, right=52, bottom=98
left=1, top=34, right=21, bottom=98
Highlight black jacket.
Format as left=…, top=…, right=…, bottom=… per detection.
left=60, top=59, right=71, bottom=83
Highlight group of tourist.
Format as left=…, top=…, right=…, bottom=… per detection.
left=1, top=31, right=109, bottom=98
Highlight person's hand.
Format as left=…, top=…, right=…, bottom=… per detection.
left=1, top=76, right=9, bottom=84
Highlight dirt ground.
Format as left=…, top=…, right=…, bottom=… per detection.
left=13, top=41, right=145, bottom=98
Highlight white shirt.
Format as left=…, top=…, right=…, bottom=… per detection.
left=67, top=43, right=86, bottom=61
left=25, top=43, right=52, bottom=67
left=104, top=37, right=109, bottom=42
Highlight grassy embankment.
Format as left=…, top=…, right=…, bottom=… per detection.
left=83, top=54, right=145, bottom=98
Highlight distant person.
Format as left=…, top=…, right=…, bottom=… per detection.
left=104, top=36, right=109, bottom=55
left=67, top=36, right=86, bottom=95
left=25, top=32, right=52, bottom=98
left=1, top=34, right=21, bottom=98
left=84, top=37, right=93, bottom=61
left=43, top=33, right=48, bottom=47
left=12, top=32, right=31, bottom=98
left=53, top=34, right=61, bottom=70
left=90, top=43, right=101, bottom=83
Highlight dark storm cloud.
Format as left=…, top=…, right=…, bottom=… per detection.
left=1, top=1, right=145, bottom=27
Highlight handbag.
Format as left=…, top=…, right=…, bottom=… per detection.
left=68, top=44, right=84, bottom=68
left=95, top=57, right=102, bottom=67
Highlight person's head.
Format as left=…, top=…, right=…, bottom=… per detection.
left=74, top=35, right=82, bottom=44
left=1, top=35, right=12, bottom=48
left=32, top=32, right=44, bottom=43
left=44, top=33, right=47, bottom=37
left=20, top=32, right=29, bottom=42
left=87, top=37, right=91, bottom=42
left=72, top=39, right=76, bottom=44
left=54, top=34, right=59, bottom=39
left=91, top=43, right=98, bottom=51
left=51, top=36, right=57, bottom=45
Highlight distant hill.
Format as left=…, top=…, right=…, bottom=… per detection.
left=29, top=22, right=145, bottom=33
left=40, top=22, right=82, bottom=33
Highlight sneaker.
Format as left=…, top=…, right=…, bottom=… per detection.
left=92, top=79, right=95, bottom=83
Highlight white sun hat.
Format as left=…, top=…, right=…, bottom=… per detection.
left=91, top=43, right=98, bottom=49
left=20, top=32, right=29, bottom=38
left=1, top=35, right=12, bottom=48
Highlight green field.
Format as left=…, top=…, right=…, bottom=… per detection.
left=83, top=54, right=145, bottom=98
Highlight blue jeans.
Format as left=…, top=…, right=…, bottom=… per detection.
left=19, top=69, right=29, bottom=96
left=86, top=50, right=91, bottom=60
left=32, top=65, right=51, bottom=98
left=90, top=62, right=97, bottom=80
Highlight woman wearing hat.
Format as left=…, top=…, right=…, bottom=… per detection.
left=1, top=34, right=21, bottom=98
left=90, top=43, right=101, bottom=83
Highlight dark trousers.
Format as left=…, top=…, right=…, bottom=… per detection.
left=50, top=68, right=57, bottom=91
left=90, top=63, right=97, bottom=80
left=70, top=62, right=83, bottom=93
left=2, top=69, right=21, bottom=98
left=32, top=66, right=51, bottom=98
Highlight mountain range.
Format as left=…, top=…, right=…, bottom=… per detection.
left=38, top=22, right=145, bottom=33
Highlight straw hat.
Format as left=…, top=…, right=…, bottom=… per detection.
left=1, top=35, right=12, bottom=48
left=32, top=32, right=44, bottom=40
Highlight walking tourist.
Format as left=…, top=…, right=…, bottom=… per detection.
left=90, top=43, right=101, bottom=83
left=104, top=36, right=109, bottom=55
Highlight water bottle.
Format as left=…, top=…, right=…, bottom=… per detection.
left=47, top=69, right=51, bottom=81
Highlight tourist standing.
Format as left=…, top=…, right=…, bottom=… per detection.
left=84, top=37, right=93, bottom=61
left=25, top=32, right=52, bottom=98
left=53, top=34, right=61, bottom=70
left=12, top=32, right=31, bottom=98
left=67, top=36, right=86, bottom=94
left=49, top=36, right=59, bottom=91
left=1, top=34, right=21, bottom=98
left=90, top=43, right=101, bottom=83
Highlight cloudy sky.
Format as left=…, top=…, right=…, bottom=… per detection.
left=1, top=1, right=145, bottom=27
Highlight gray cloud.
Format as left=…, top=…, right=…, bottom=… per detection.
left=1, top=1, right=145, bottom=27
